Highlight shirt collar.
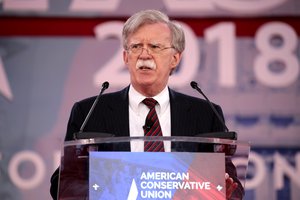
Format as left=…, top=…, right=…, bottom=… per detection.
left=129, top=85, right=170, bottom=115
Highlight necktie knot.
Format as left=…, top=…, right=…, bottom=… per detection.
left=142, top=98, right=157, bottom=109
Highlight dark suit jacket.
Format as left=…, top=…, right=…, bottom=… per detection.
left=50, top=86, right=243, bottom=199
left=64, top=86, right=225, bottom=141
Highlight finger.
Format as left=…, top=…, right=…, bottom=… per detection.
left=226, top=176, right=238, bottom=199
left=225, top=173, right=229, bottom=179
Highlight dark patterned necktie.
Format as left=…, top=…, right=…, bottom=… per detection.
left=142, top=98, right=165, bottom=152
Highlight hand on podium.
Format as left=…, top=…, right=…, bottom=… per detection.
left=225, top=173, right=239, bottom=199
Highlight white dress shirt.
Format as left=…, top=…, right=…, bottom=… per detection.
left=128, top=85, right=171, bottom=152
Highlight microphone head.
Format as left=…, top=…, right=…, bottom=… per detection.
left=102, top=81, right=109, bottom=89
left=190, top=81, right=198, bottom=89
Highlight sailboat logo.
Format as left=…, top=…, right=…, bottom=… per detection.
left=127, top=179, right=138, bottom=200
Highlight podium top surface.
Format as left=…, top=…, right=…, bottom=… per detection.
left=64, top=134, right=250, bottom=147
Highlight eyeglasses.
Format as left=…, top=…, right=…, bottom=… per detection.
left=126, top=43, right=174, bottom=55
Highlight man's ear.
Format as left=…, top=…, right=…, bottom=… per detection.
left=171, top=52, right=182, bottom=68
left=170, top=52, right=182, bottom=75
left=123, top=50, right=129, bottom=64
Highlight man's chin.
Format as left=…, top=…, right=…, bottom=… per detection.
left=139, top=81, right=155, bottom=87
left=135, top=79, right=156, bottom=88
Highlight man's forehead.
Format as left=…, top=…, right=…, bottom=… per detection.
left=128, top=35, right=171, bottom=45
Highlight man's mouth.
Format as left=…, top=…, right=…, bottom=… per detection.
left=139, top=66, right=152, bottom=70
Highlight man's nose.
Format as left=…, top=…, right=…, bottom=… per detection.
left=139, top=47, right=151, bottom=56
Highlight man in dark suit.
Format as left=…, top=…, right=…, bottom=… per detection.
left=50, top=9, right=243, bottom=199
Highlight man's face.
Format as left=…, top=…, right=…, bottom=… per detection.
left=123, top=22, right=182, bottom=96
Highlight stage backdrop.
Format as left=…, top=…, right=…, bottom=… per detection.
left=0, top=0, right=299, bottom=200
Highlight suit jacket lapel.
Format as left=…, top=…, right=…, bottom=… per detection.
left=104, top=86, right=130, bottom=151
left=106, top=86, right=130, bottom=137
left=169, top=88, right=192, bottom=136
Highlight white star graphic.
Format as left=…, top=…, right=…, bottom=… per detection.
left=92, top=183, right=100, bottom=191
left=217, top=185, right=223, bottom=191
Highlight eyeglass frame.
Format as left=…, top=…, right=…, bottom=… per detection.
left=125, top=43, right=175, bottom=55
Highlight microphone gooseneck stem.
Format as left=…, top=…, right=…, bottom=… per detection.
left=78, top=81, right=109, bottom=133
left=190, top=81, right=229, bottom=132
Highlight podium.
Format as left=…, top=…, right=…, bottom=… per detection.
left=57, top=135, right=250, bottom=200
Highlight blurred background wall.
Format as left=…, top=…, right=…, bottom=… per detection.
left=0, top=0, right=299, bottom=199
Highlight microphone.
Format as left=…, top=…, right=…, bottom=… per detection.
left=78, top=81, right=109, bottom=134
left=190, top=81, right=229, bottom=132
left=191, top=81, right=237, bottom=156
left=143, top=118, right=154, bottom=132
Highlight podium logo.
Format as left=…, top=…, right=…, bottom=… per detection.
left=127, top=179, right=138, bottom=200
